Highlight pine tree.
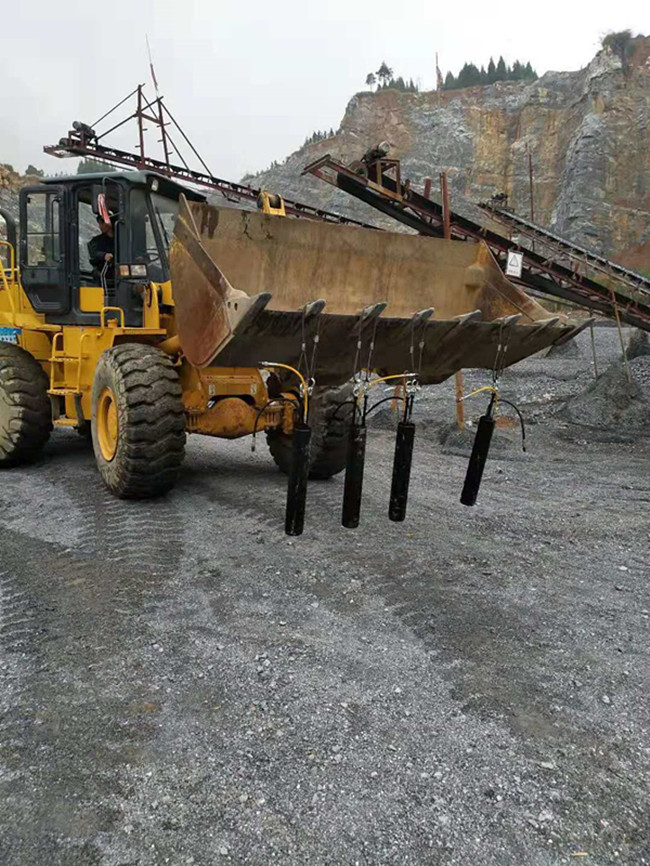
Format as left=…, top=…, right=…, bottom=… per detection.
left=487, top=57, right=496, bottom=83
left=523, top=61, right=536, bottom=80
left=77, top=158, right=109, bottom=175
left=376, top=61, right=393, bottom=87
left=496, top=56, right=507, bottom=81
left=365, top=72, right=376, bottom=89
left=443, top=71, right=456, bottom=90
left=458, top=63, right=481, bottom=87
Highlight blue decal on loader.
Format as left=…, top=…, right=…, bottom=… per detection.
left=0, top=327, right=21, bottom=344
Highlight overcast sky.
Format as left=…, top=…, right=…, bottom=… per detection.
left=1, top=0, right=646, bottom=182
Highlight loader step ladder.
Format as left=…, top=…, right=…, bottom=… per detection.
left=48, top=333, right=90, bottom=427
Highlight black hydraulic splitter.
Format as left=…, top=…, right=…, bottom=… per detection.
left=340, top=302, right=387, bottom=529
left=458, top=388, right=527, bottom=506
left=389, top=388, right=417, bottom=522
left=285, top=422, right=312, bottom=536
left=460, top=392, right=495, bottom=507
left=341, top=397, right=367, bottom=529
left=459, top=315, right=525, bottom=507
left=258, top=361, right=312, bottom=536
left=259, top=299, right=325, bottom=536
left=387, top=309, right=431, bottom=522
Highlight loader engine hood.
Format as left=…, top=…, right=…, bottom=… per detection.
left=168, top=195, right=585, bottom=384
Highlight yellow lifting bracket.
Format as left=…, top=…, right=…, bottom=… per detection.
left=257, top=191, right=287, bottom=217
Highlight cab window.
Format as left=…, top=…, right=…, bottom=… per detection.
left=77, top=196, right=97, bottom=273
left=130, top=189, right=178, bottom=282
left=24, top=191, right=60, bottom=266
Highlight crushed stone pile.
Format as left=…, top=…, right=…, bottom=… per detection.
left=546, top=337, right=582, bottom=358
left=563, top=356, right=650, bottom=434
left=626, top=328, right=650, bottom=360
left=437, top=421, right=524, bottom=457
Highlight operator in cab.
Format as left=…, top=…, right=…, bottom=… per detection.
left=88, top=214, right=115, bottom=283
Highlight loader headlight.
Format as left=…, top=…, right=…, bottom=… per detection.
left=119, top=264, right=148, bottom=278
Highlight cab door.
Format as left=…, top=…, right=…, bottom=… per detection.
left=19, top=185, right=70, bottom=315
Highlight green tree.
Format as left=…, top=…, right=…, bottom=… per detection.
left=601, top=30, right=635, bottom=69
left=523, top=61, right=537, bottom=80
left=376, top=61, right=393, bottom=87
left=487, top=57, right=496, bottom=83
left=457, top=62, right=481, bottom=88
left=443, top=71, right=456, bottom=90
left=365, top=72, right=376, bottom=89
left=496, top=56, right=507, bottom=80
left=77, top=158, right=110, bottom=175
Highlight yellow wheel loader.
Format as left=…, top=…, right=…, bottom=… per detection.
left=0, top=170, right=583, bottom=509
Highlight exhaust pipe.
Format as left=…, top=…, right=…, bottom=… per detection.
left=285, top=423, right=311, bottom=536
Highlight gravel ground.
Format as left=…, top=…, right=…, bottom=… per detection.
left=1, top=326, right=649, bottom=865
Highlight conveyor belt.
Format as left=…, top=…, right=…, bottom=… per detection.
left=44, top=135, right=376, bottom=230
left=479, top=201, right=650, bottom=300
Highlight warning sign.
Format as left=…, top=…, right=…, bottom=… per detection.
left=506, top=251, right=523, bottom=278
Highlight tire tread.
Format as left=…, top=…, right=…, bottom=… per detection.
left=0, top=343, right=52, bottom=468
left=91, top=343, right=185, bottom=499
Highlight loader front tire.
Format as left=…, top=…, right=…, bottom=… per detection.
left=267, top=382, right=354, bottom=480
left=91, top=344, right=185, bottom=499
left=0, top=343, right=52, bottom=468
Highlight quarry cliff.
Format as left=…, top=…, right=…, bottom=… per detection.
left=249, top=37, right=650, bottom=269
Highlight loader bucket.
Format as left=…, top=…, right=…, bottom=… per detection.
left=168, top=196, right=584, bottom=384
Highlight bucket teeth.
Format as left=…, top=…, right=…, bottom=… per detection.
left=300, top=299, right=326, bottom=318
left=352, top=302, right=388, bottom=333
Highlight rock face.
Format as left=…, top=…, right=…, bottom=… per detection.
left=249, top=38, right=650, bottom=268
left=0, top=168, right=42, bottom=239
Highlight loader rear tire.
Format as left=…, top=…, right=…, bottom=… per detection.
left=267, top=382, right=354, bottom=480
left=0, top=342, right=52, bottom=468
left=91, top=343, right=185, bottom=499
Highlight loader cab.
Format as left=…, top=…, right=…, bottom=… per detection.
left=18, top=171, right=205, bottom=327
